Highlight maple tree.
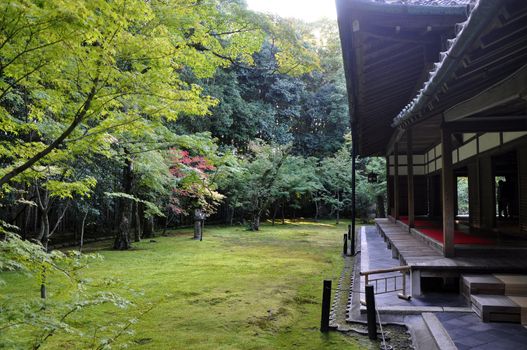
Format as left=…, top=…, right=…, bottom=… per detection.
left=168, top=149, right=222, bottom=217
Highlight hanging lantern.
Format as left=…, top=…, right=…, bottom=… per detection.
left=367, top=171, right=378, bottom=183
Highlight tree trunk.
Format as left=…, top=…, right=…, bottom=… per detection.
left=40, top=210, right=49, bottom=300
left=40, top=269, right=47, bottom=299
left=250, top=213, right=260, bottom=231
left=79, top=211, right=88, bottom=253
left=23, top=205, right=32, bottom=239
left=36, top=191, right=50, bottom=300
left=162, top=212, right=170, bottom=236
left=272, top=205, right=279, bottom=225
left=143, top=216, right=154, bottom=238
left=281, top=203, right=285, bottom=224
left=114, top=156, right=133, bottom=250
left=49, top=201, right=70, bottom=240
left=229, top=207, right=235, bottom=226
left=336, top=191, right=340, bottom=225
left=134, top=201, right=142, bottom=242
left=37, top=209, right=50, bottom=245
left=33, top=205, right=38, bottom=237
left=114, top=207, right=131, bottom=250
left=314, top=200, right=319, bottom=222
left=39, top=213, right=50, bottom=247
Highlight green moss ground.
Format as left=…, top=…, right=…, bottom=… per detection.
left=2, top=221, right=366, bottom=349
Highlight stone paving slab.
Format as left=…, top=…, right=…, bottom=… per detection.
left=422, top=313, right=457, bottom=350
left=359, top=225, right=527, bottom=349
left=436, top=312, right=527, bottom=350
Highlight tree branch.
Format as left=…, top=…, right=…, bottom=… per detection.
left=0, top=77, right=99, bottom=187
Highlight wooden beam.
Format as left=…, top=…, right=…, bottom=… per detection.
left=446, top=118, right=527, bottom=132
left=444, top=63, right=527, bottom=121
left=394, top=143, right=400, bottom=220
left=386, top=127, right=405, bottom=156
left=407, top=130, right=415, bottom=229
left=363, top=46, right=423, bottom=71
left=363, top=42, right=407, bottom=61
left=362, top=29, right=439, bottom=45
left=441, top=127, right=455, bottom=258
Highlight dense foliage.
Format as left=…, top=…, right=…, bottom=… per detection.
left=0, top=1, right=387, bottom=348
left=1, top=1, right=385, bottom=246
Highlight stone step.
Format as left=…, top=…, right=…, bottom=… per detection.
left=509, top=296, right=527, bottom=325
left=422, top=313, right=457, bottom=350
left=461, top=275, right=505, bottom=298
left=494, top=274, right=527, bottom=296
left=471, top=294, right=522, bottom=323
left=462, top=274, right=527, bottom=297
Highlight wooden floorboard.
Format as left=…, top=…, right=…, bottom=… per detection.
left=375, top=218, right=527, bottom=273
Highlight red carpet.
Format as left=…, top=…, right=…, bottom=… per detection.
left=396, top=216, right=494, bottom=245
left=418, top=228, right=494, bottom=245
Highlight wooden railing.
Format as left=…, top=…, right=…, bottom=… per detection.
left=360, top=266, right=411, bottom=302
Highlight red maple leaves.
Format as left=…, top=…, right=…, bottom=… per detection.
left=169, top=150, right=215, bottom=178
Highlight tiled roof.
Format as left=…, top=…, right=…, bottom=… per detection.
left=372, top=0, right=474, bottom=6
left=392, top=0, right=500, bottom=128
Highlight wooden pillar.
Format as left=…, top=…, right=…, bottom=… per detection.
left=468, top=161, right=481, bottom=228
left=386, top=156, right=391, bottom=217
left=441, top=127, right=455, bottom=258
left=479, top=156, right=495, bottom=230
left=427, top=175, right=434, bottom=218
left=407, top=130, right=415, bottom=229
left=394, top=143, right=400, bottom=220
left=518, top=146, right=527, bottom=233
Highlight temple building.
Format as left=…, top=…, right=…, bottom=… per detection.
left=337, top=0, right=527, bottom=323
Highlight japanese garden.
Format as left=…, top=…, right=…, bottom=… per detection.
left=0, top=1, right=384, bottom=349
left=3, top=0, right=527, bottom=349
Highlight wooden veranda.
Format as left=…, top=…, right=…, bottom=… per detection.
left=337, top=0, right=527, bottom=259
left=375, top=218, right=527, bottom=296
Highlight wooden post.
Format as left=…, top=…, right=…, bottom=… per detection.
left=351, top=139, right=357, bottom=250
left=386, top=156, right=391, bottom=217
left=441, top=127, right=455, bottom=258
left=365, top=285, right=377, bottom=340
left=351, top=226, right=355, bottom=255
left=394, top=143, right=400, bottom=220
left=402, top=271, right=407, bottom=297
left=348, top=224, right=355, bottom=255
left=320, top=280, right=332, bottom=333
left=468, top=161, right=481, bottom=228
left=519, top=146, right=527, bottom=234
left=479, top=156, right=495, bottom=230
left=398, top=270, right=411, bottom=301
left=343, top=233, right=348, bottom=256
left=407, top=129, right=415, bottom=229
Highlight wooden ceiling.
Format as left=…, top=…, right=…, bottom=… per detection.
left=336, top=0, right=468, bottom=156
left=390, top=0, right=527, bottom=155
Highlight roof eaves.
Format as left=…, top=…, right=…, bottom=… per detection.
left=348, top=0, right=470, bottom=16
left=391, top=0, right=502, bottom=128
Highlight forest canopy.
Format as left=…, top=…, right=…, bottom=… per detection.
left=0, top=2, right=387, bottom=347
left=0, top=0, right=385, bottom=247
